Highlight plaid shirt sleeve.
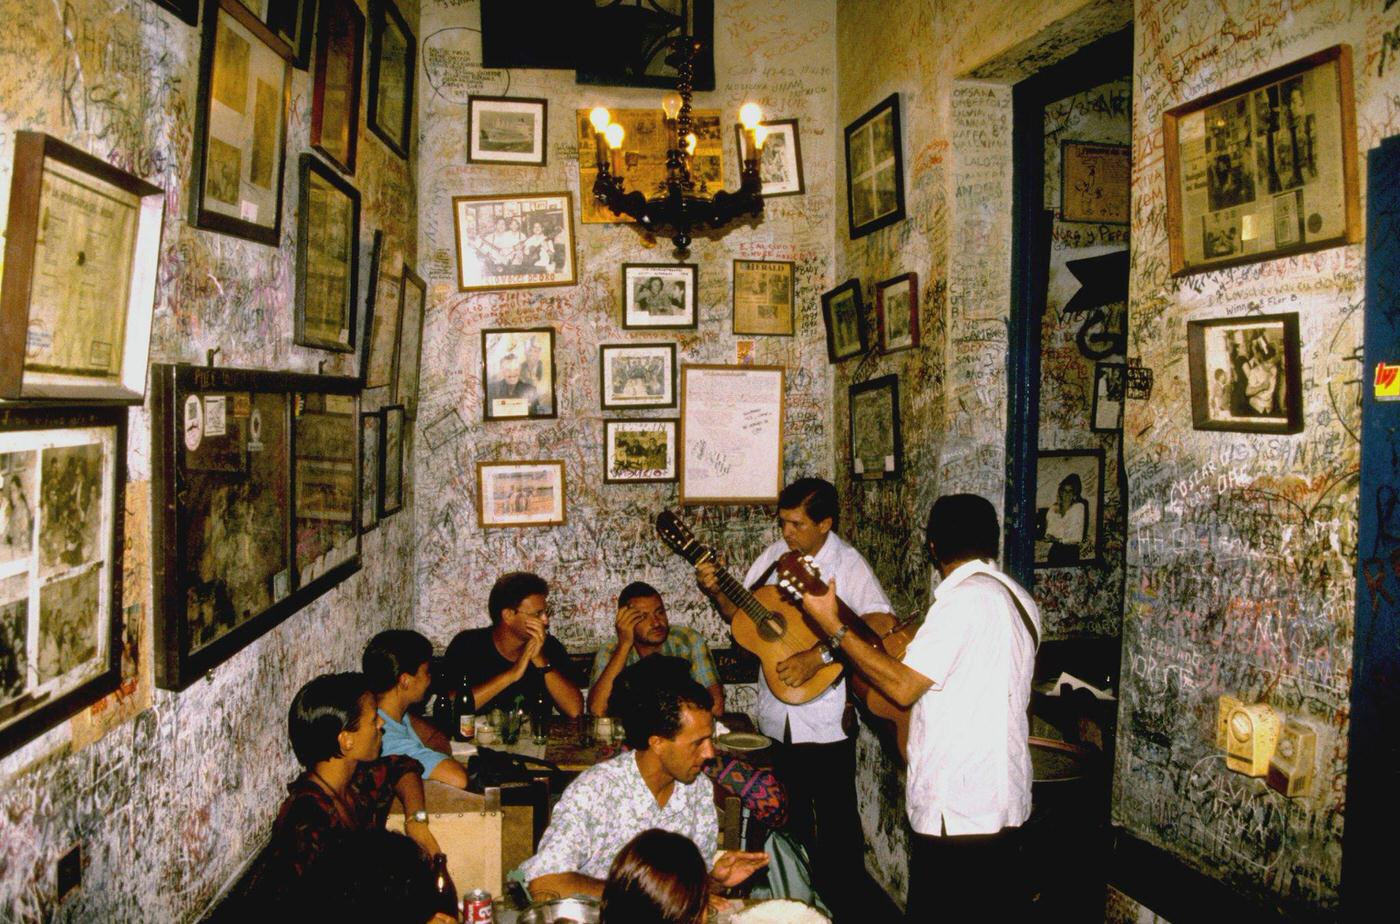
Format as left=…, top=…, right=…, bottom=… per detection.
left=675, top=627, right=719, bottom=689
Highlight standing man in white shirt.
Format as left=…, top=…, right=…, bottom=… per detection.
left=798, top=493, right=1039, bottom=919
left=696, top=477, right=892, bottom=921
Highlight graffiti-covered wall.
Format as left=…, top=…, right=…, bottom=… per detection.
left=0, top=2, right=420, bottom=920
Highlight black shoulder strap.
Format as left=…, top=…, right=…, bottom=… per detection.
left=747, top=558, right=779, bottom=592
left=970, top=573, right=1039, bottom=650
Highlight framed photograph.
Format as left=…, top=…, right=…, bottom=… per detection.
left=453, top=191, right=577, bottom=291
left=359, top=411, right=380, bottom=532
left=265, top=1, right=315, bottom=68
left=483, top=328, right=555, bottom=421
left=468, top=96, right=548, bottom=166
left=1091, top=362, right=1126, bottom=432
left=1186, top=313, right=1303, bottom=434
left=364, top=232, right=401, bottom=390
left=1034, top=449, right=1105, bottom=568
left=1164, top=45, right=1359, bottom=276
left=477, top=461, right=566, bottom=528
left=0, top=404, right=125, bottom=760
left=849, top=375, right=901, bottom=481
left=0, top=133, right=164, bottom=401
left=1061, top=141, right=1130, bottom=224
left=152, top=0, right=199, bottom=25
left=394, top=265, right=426, bottom=418
left=367, top=0, right=416, bottom=159
left=875, top=272, right=919, bottom=354
left=821, top=279, right=868, bottom=363
left=680, top=364, right=785, bottom=505
left=189, top=0, right=292, bottom=246
left=310, top=0, right=364, bottom=175
left=735, top=118, right=804, bottom=198
left=622, top=263, right=697, bottom=330
left=604, top=419, right=679, bottom=484
left=294, top=154, right=360, bottom=353
left=732, top=260, right=794, bottom=336
left=576, top=108, right=724, bottom=223
left=293, top=392, right=359, bottom=591
left=845, top=92, right=905, bottom=239
left=599, top=343, right=676, bottom=410
left=379, top=404, right=404, bottom=518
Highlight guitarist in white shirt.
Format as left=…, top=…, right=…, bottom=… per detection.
left=695, top=477, right=892, bottom=921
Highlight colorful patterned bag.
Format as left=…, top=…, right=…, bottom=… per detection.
left=705, top=756, right=788, bottom=829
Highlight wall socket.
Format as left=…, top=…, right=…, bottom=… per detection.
left=57, top=843, right=81, bottom=902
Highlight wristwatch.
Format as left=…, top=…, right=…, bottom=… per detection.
left=824, top=625, right=849, bottom=652
left=538, top=661, right=555, bottom=674
left=819, top=646, right=836, bottom=666
left=407, top=809, right=429, bottom=824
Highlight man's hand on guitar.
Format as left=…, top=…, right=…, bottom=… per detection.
left=776, top=647, right=827, bottom=687
left=695, top=560, right=721, bottom=596
left=801, top=576, right=843, bottom=636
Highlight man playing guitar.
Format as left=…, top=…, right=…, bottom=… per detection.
left=695, top=477, right=891, bottom=922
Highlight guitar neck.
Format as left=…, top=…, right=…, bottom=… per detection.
left=712, top=566, right=774, bottom=626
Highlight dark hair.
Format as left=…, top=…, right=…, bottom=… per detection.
left=1057, top=474, right=1082, bottom=497
left=288, top=672, right=370, bottom=769
left=299, top=829, right=442, bottom=924
left=925, top=494, right=999, bottom=566
left=613, top=657, right=711, bottom=751
left=362, top=630, right=434, bottom=695
left=778, top=477, right=837, bottom=528
left=600, top=829, right=708, bottom=924
left=487, top=571, right=549, bottom=625
left=618, top=581, right=662, bottom=609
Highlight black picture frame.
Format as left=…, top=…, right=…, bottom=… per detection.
left=820, top=279, right=868, bottom=363
left=152, top=0, right=199, bottom=25
left=622, top=263, right=698, bottom=331
left=603, top=418, right=679, bottom=484
left=848, top=375, right=902, bottom=481
left=1091, top=362, right=1126, bottom=433
left=311, top=0, right=364, bottom=175
left=1034, top=448, right=1106, bottom=569
left=359, top=410, right=380, bottom=532
left=394, top=264, right=426, bottom=419
left=599, top=342, right=677, bottom=411
left=482, top=327, right=557, bottom=421
left=574, top=0, right=715, bottom=91
left=467, top=96, right=548, bottom=166
left=379, top=404, right=405, bottom=518
left=1186, top=312, right=1304, bottom=434
left=295, top=154, right=361, bottom=353
left=367, top=0, right=417, bottom=159
left=844, top=92, right=906, bottom=239
left=734, top=118, right=804, bottom=198
left=265, top=0, right=317, bottom=69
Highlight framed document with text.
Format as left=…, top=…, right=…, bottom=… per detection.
left=1, top=133, right=164, bottom=401
left=295, top=155, right=361, bottom=353
left=679, top=364, right=784, bottom=505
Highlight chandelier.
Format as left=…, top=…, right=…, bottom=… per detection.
left=587, top=37, right=765, bottom=255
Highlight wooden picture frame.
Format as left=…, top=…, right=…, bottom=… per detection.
left=311, top=0, right=364, bottom=175
left=1061, top=141, right=1130, bottom=224
left=735, top=118, right=804, bottom=198
left=1034, top=449, right=1105, bottom=568
left=394, top=265, right=426, bottom=419
left=0, top=132, right=165, bottom=401
left=599, top=343, right=677, bottom=410
left=849, top=375, right=902, bottom=481
left=189, top=0, right=292, bottom=246
left=604, top=419, right=679, bottom=484
left=152, top=0, right=199, bottom=25
left=679, top=364, right=785, bottom=505
left=732, top=259, right=794, bottom=336
left=622, top=263, right=698, bottom=330
left=821, top=279, right=868, bottom=363
left=367, top=0, right=416, bottom=159
left=845, top=92, right=905, bottom=239
left=359, top=410, right=381, bottom=532
left=1186, top=312, right=1303, bottom=434
left=379, top=404, right=404, bottom=518
left=295, top=154, right=360, bottom=353
left=452, top=192, right=578, bottom=291
left=468, top=96, right=548, bottom=166
left=875, top=272, right=919, bottom=354
left=1091, top=362, right=1126, bottom=433
left=483, top=327, right=556, bottom=421
left=1163, top=44, right=1359, bottom=276
left=0, top=404, right=126, bottom=760
left=364, top=231, right=402, bottom=391
left=477, top=460, right=566, bottom=528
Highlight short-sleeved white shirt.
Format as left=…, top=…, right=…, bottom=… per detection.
left=745, top=531, right=893, bottom=744
left=901, top=559, right=1039, bottom=836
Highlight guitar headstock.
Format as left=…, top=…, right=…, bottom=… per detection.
left=656, top=510, right=705, bottom=563
left=775, top=551, right=826, bottom=603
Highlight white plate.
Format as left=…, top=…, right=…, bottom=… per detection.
left=716, top=731, right=771, bottom=752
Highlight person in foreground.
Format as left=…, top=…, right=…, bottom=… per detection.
left=799, top=494, right=1040, bottom=920
left=517, top=657, right=767, bottom=900
left=600, top=828, right=710, bottom=924
left=364, top=629, right=469, bottom=788
left=301, top=829, right=457, bottom=924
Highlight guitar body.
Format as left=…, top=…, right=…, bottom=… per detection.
left=731, top=586, right=844, bottom=704
left=846, top=612, right=919, bottom=760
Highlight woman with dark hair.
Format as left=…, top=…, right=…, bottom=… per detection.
left=600, top=828, right=709, bottom=924
left=1042, top=474, right=1088, bottom=566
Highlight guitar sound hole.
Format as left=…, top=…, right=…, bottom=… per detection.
left=756, top=616, right=784, bottom=642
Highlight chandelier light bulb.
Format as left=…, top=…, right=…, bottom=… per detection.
left=662, top=93, right=683, bottom=120
left=604, top=123, right=626, bottom=149
left=754, top=124, right=770, bottom=149
left=739, top=102, right=763, bottom=129
left=685, top=133, right=697, bottom=156
left=589, top=107, right=612, bottom=133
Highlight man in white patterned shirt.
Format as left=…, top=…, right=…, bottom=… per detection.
left=518, top=657, right=767, bottom=900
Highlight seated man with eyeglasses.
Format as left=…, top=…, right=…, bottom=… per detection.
left=442, top=571, right=584, bottom=718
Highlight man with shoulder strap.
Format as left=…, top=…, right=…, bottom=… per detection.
left=799, top=493, right=1039, bottom=920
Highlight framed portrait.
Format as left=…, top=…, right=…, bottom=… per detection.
left=845, top=92, right=905, bottom=239
left=295, top=154, right=361, bottom=353
left=477, top=461, right=566, bottom=528
left=0, top=132, right=164, bottom=401
left=1186, top=313, right=1303, bottom=434
left=1091, top=362, right=1126, bottom=433
left=453, top=191, right=577, bottom=291
left=0, top=404, right=125, bottom=760
left=468, top=96, right=548, bottom=166
left=821, top=279, right=868, bottom=363
left=604, top=419, right=679, bottom=484
left=1061, top=141, right=1130, bottom=224
left=359, top=411, right=380, bottom=532
left=1164, top=45, right=1359, bottom=276
left=379, top=404, right=404, bottom=518
left=310, top=0, right=364, bottom=175
left=483, top=328, right=556, bottom=421
left=849, top=375, right=901, bottom=481
left=367, top=0, right=416, bottom=159
left=394, top=265, right=426, bottom=418
left=680, top=364, right=784, bottom=505
left=152, top=0, right=199, bottom=25
left=189, top=0, right=292, bottom=246
left=623, top=263, right=697, bottom=330
left=364, top=233, right=401, bottom=390
left=599, top=343, right=676, bottom=410
left=576, top=108, right=723, bottom=223
left=1035, top=449, right=1105, bottom=568
left=875, top=272, right=919, bottom=354
left=735, top=119, right=804, bottom=198
left=732, top=260, right=794, bottom=336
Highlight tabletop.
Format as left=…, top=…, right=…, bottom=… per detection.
left=476, top=712, right=770, bottom=772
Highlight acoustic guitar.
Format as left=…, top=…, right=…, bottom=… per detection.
left=655, top=511, right=842, bottom=704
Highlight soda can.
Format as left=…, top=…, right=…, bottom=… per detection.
left=462, top=888, right=493, bottom=923
left=458, top=712, right=475, bottom=739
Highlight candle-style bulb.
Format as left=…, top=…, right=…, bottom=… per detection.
left=754, top=124, right=770, bottom=149
left=685, top=133, right=697, bottom=156
left=739, top=102, right=763, bottom=129
left=604, top=123, right=626, bottom=149
left=589, top=107, right=612, bottom=133
left=662, top=93, right=682, bottom=120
